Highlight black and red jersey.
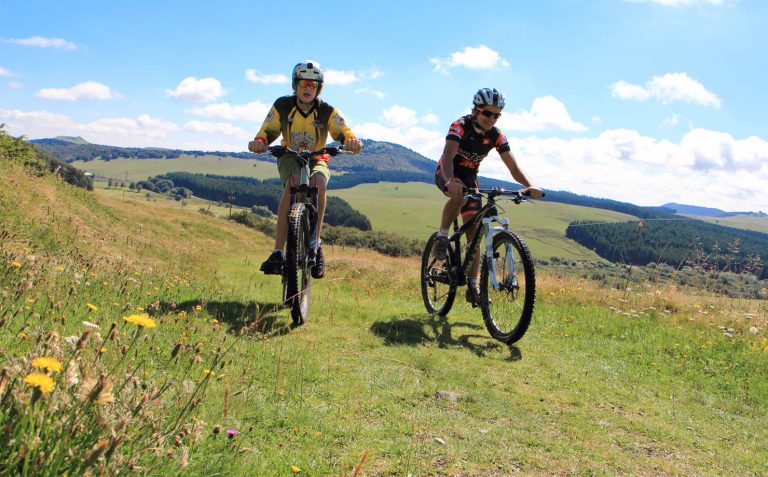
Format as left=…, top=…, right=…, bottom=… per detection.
left=440, top=114, right=511, bottom=171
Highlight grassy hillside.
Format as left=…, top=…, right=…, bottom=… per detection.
left=686, top=213, right=768, bottom=234
left=330, top=182, right=636, bottom=261
left=72, top=154, right=279, bottom=182
left=3, top=133, right=768, bottom=476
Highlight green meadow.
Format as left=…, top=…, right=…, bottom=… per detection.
left=686, top=213, right=768, bottom=234
left=2, top=136, right=768, bottom=476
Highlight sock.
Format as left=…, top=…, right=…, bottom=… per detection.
left=273, top=248, right=285, bottom=259
left=437, top=229, right=449, bottom=237
left=468, top=277, right=479, bottom=291
left=310, top=237, right=322, bottom=250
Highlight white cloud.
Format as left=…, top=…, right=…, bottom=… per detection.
left=244, top=69, right=289, bottom=84
left=2, top=36, right=77, bottom=50
left=166, top=77, right=226, bottom=102
left=625, top=0, right=724, bottom=6
left=36, top=81, right=121, bottom=101
left=381, top=105, right=419, bottom=128
left=354, top=87, right=385, bottom=99
left=8, top=82, right=24, bottom=89
left=189, top=101, right=271, bottom=121
left=500, top=96, right=587, bottom=132
left=430, top=45, right=510, bottom=74
left=612, top=73, right=721, bottom=107
left=183, top=120, right=250, bottom=138
left=0, top=66, right=13, bottom=77
left=325, top=69, right=358, bottom=85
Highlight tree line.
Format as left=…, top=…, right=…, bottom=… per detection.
left=146, top=172, right=372, bottom=231
left=566, top=219, right=768, bottom=279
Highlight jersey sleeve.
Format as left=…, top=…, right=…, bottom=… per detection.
left=495, top=129, right=511, bottom=154
left=254, top=104, right=282, bottom=145
left=446, top=119, right=464, bottom=142
left=327, top=108, right=356, bottom=143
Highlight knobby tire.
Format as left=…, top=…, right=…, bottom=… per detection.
left=479, top=231, right=536, bottom=344
left=285, top=203, right=311, bottom=325
left=421, top=232, right=457, bottom=316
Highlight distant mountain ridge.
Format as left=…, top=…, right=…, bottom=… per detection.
left=30, top=136, right=757, bottom=219
left=662, top=202, right=765, bottom=218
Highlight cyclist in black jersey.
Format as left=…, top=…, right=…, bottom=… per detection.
left=433, top=87, right=544, bottom=303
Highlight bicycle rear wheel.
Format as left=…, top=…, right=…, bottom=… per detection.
left=421, top=232, right=456, bottom=316
left=479, top=231, right=536, bottom=344
left=285, top=203, right=312, bottom=325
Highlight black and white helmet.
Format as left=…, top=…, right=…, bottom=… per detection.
left=292, top=60, right=324, bottom=93
left=473, top=87, right=505, bottom=110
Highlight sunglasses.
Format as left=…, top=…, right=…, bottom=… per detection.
left=298, top=79, right=320, bottom=90
left=478, top=109, right=501, bottom=119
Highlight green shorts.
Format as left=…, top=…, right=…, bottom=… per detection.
left=277, top=153, right=331, bottom=186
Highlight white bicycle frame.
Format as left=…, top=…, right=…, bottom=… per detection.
left=482, top=215, right=514, bottom=291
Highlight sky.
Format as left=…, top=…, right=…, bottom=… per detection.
left=1, top=0, right=767, bottom=212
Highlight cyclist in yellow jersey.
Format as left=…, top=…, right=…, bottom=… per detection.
left=248, top=60, right=363, bottom=279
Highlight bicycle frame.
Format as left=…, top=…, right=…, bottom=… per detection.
left=287, top=156, right=319, bottom=243
left=447, top=193, right=514, bottom=291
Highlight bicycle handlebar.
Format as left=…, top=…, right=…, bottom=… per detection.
left=442, top=186, right=546, bottom=200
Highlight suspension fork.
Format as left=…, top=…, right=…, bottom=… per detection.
left=482, top=216, right=512, bottom=291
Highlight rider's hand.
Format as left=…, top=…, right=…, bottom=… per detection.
left=523, top=186, right=544, bottom=199
left=248, top=138, right=267, bottom=153
left=344, top=138, right=363, bottom=154
left=445, top=178, right=464, bottom=199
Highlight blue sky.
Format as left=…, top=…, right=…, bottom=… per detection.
left=2, top=0, right=767, bottom=212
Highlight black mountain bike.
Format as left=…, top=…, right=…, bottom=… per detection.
left=420, top=188, right=543, bottom=344
left=263, top=145, right=348, bottom=325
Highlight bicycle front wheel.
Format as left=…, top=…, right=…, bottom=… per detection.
left=479, top=231, right=536, bottom=344
left=421, top=232, right=456, bottom=316
left=285, top=203, right=312, bottom=325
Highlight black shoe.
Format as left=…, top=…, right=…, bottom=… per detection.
left=260, top=251, right=284, bottom=275
left=311, top=246, right=325, bottom=279
left=432, top=235, right=450, bottom=260
left=466, top=286, right=481, bottom=307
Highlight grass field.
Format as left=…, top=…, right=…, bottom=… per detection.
left=71, top=154, right=280, bottom=182
left=2, top=148, right=768, bottom=476
left=330, top=182, right=636, bottom=261
left=685, top=213, right=768, bottom=234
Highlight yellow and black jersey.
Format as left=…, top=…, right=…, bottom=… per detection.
left=255, top=95, right=356, bottom=161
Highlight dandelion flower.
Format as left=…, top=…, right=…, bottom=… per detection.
left=24, top=373, right=55, bottom=393
left=291, top=465, right=301, bottom=473
left=11, top=261, right=21, bottom=268
left=122, top=313, right=157, bottom=328
left=87, top=303, right=98, bottom=312
left=31, top=357, right=62, bottom=373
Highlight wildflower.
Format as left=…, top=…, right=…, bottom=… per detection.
left=31, top=357, right=62, bottom=373
left=82, top=321, right=100, bottom=329
left=56, top=266, right=65, bottom=271
left=24, top=373, right=55, bottom=393
left=87, top=303, right=98, bottom=312
left=11, top=261, right=21, bottom=268
left=226, top=429, right=238, bottom=438
left=123, top=313, right=157, bottom=328
left=64, top=335, right=79, bottom=346
left=18, top=331, right=29, bottom=340
left=291, top=465, right=301, bottom=473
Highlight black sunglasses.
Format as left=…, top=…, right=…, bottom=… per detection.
left=478, top=109, right=501, bottom=119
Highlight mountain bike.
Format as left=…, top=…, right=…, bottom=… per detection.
left=420, top=188, right=543, bottom=344
left=263, top=145, right=349, bottom=325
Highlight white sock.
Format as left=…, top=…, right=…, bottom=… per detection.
left=437, top=229, right=449, bottom=237
left=273, top=248, right=285, bottom=259
left=468, top=277, right=479, bottom=290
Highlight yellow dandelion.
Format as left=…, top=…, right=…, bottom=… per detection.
left=31, top=357, right=62, bottom=373
left=291, top=465, right=301, bottom=473
left=11, top=261, right=22, bottom=268
left=87, top=303, right=98, bottom=312
left=56, top=266, right=65, bottom=271
left=18, top=331, right=29, bottom=340
left=136, top=306, right=144, bottom=311
left=24, top=373, right=55, bottom=393
left=122, top=313, right=157, bottom=328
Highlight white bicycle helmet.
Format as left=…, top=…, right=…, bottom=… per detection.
left=292, top=60, right=324, bottom=93
left=473, top=87, right=505, bottom=110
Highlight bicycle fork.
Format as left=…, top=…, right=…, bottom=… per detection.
left=482, top=216, right=515, bottom=291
